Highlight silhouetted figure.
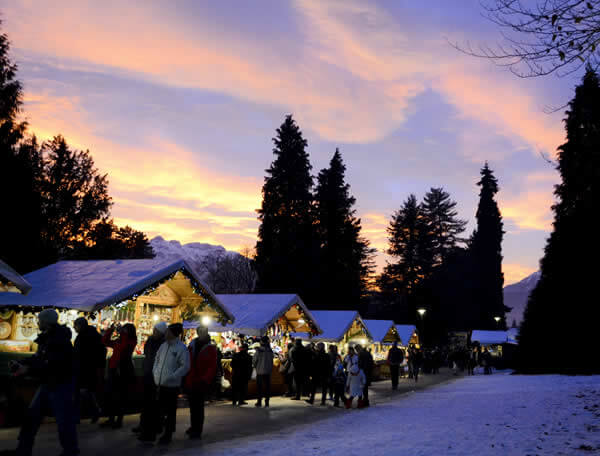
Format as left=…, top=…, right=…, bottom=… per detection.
left=306, top=342, right=331, bottom=405
left=387, top=342, right=404, bottom=390
left=291, top=339, right=308, bottom=400
left=184, top=326, right=217, bottom=440
left=6, top=309, right=79, bottom=456
left=101, top=322, right=136, bottom=429
left=136, top=321, right=167, bottom=439
left=73, top=317, right=106, bottom=423
left=231, top=344, right=252, bottom=406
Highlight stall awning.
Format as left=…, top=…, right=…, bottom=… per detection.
left=395, top=324, right=417, bottom=347
left=0, top=260, right=32, bottom=295
left=471, top=330, right=514, bottom=345
left=363, top=320, right=398, bottom=344
left=309, top=310, right=372, bottom=343
left=187, top=294, right=320, bottom=337
left=0, top=259, right=234, bottom=321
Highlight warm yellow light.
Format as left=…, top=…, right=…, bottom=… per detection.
left=298, top=319, right=305, bottom=324
left=494, top=316, right=501, bottom=322
left=153, top=315, right=159, bottom=321
left=417, top=308, right=426, bottom=316
left=202, top=316, right=212, bottom=326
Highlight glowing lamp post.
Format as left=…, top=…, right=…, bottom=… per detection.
left=417, top=308, right=427, bottom=347
left=494, top=316, right=501, bottom=328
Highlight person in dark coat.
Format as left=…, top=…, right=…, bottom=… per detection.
left=387, top=342, right=404, bottom=391
left=291, top=339, right=308, bottom=400
left=231, top=344, right=253, bottom=406
left=100, top=322, right=137, bottom=429
left=73, top=317, right=106, bottom=423
left=282, top=342, right=295, bottom=397
left=135, top=321, right=167, bottom=438
left=411, top=346, right=424, bottom=382
left=306, top=342, right=331, bottom=405
left=356, top=345, right=374, bottom=407
left=326, top=345, right=338, bottom=400
left=183, top=326, right=217, bottom=440
left=6, top=309, right=79, bottom=456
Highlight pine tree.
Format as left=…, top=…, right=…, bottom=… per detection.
left=519, top=69, right=600, bottom=373
left=422, top=187, right=467, bottom=266
left=378, top=195, right=434, bottom=319
left=0, top=24, right=44, bottom=273
left=314, top=148, right=375, bottom=309
left=40, top=135, right=113, bottom=261
left=470, top=164, right=506, bottom=329
left=255, top=115, right=320, bottom=303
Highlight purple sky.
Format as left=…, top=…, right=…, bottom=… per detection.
left=2, top=0, right=581, bottom=284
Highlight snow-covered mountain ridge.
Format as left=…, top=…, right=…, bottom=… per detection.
left=504, top=270, right=541, bottom=325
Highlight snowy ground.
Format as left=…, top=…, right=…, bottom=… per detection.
left=183, top=373, right=600, bottom=456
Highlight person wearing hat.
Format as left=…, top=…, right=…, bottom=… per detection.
left=135, top=321, right=167, bottom=439
left=6, top=309, right=79, bottom=456
left=183, top=325, right=217, bottom=440
left=73, top=317, right=106, bottom=423
left=150, top=323, right=189, bottom=445
left=253, top=335, right=274, bottom=407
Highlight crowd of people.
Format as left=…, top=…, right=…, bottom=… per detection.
left=2, top=309, right=496, bottom=456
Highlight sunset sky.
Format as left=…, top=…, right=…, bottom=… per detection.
left=2, top=1, right=580, bottom=285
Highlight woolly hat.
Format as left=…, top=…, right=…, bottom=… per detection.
left=168, top=323, right=183, bottom=338
left=154, top=321, right=168, bottom=334
left=38, top=309, right=58, bottom=326
left=196, top=325, right=209, bottom=338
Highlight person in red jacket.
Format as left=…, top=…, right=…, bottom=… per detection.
left=100, top=323, right=137, bottom=429
left=183, top=325, right=217, bottom=440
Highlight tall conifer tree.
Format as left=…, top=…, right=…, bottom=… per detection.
left=519, top=69, right=600, bottom=373
left=470, top=163, right=506, bottom=329
left=255, top=115, right=319, bottom=303
left=422, top=187, right=467, bottom=267
left=0, top=24, right=44, bottom=273
left=314, top=149, right=374, bottom=309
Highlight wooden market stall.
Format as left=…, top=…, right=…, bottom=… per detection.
left=363, top=320, right=400, bottom=362
left=470, top=329, right=517, bottom=368
left=0, top=258, right=234, bottom=353
left=0, top=260, right=31, bottom=295
left=185, top=294, right=322, bottom=396
left=305, top=310, right=373, bottom=354
left=396, top=324, right=419, bottom=348
left=0, top=258, right=234, bottom=427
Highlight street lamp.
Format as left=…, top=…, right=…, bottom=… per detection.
left=417, top=308, right=427, bottom=347
left=417, top=308, right=427, bottom=317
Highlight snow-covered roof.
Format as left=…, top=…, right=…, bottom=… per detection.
left=187, top=294, right=320, bottom=337
left=0, top=259, right=233, bottom=321
left=506, top=328, right=519, bottom=345
left=310, top=310, right=372, bottom=343
left=471, top=330, right=514, bottom=346
left=0, top=260, right=32, bottom=295
left=363, top=320, right=397, bottom=343
left=396, top=324, right=417, bottom=347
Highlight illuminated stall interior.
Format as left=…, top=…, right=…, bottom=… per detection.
left=363, top=320, right=400, bottom=361
left=0, top=259, right=233, bottom=353
left=186, top=294, right=321, bottom=355
left=303, top=310, right=373, bottom=354
left=470, top=330, right=516, bottom=357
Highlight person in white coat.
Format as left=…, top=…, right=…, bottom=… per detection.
left=345, top=363, right=366, bottom=409
left=151, top=323, right=190, bottom=445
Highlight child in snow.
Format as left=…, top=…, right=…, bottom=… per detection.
left=345, top=363, right=366, bottom=409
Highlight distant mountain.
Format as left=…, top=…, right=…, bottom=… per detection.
left=150, top=236, right=256, bottom=293
left=504, top=271, right=541, bottom=326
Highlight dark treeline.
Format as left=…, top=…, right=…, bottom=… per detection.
left=0, top=24, right=153, bottom=273
left=375, top=167, right=506, bottom=345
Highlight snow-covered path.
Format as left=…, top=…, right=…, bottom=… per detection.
left=184, top=373, right=600, bottom=456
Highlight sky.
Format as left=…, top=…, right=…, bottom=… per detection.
left=0, top=0, right=583, bottom=285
